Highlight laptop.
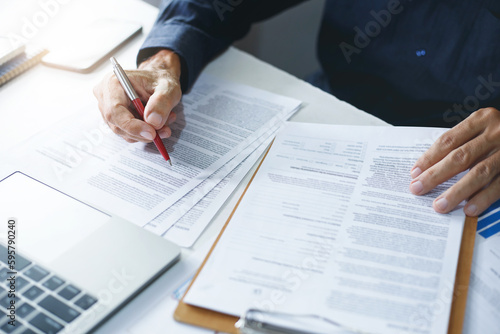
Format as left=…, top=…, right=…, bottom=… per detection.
left=0, top=171, right=181, bottom=334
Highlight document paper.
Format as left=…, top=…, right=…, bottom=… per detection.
left=10, top=75, right=300, bottom=226
left=463, top=213, right=500, bottom=334
left=184, top=123, right=466, bottom=334
left=146, top=138, right=270, bottom=247
left=73, top=75, right=300, bottom=225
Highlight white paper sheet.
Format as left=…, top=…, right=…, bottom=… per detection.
left=463, top=224, right=500, bottom=334
left=73, top=75, right=300, bottom=225
left=146, top=136, right=270, bottom=247
left=161, top=150, right=261, bottom=248
left=9, top=74, right=301, bottom=226
left=184, top=123, right=466, bottom=334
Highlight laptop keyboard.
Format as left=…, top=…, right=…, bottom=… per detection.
left=0, top=245, right=98, bottom=334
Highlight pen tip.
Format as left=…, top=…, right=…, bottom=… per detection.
left=168, top=160, right=172, bottom=166
left=110, top=57, right=117, bottom=65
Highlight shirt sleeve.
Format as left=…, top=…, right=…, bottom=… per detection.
left=137, top=0, right=305, bottom=92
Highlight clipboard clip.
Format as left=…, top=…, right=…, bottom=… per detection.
left=235, top=309, right=364, bottom=334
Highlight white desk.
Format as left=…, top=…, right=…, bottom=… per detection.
left=0, top=0, right=387, bottom=333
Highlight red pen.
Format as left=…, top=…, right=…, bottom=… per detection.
left=110, top=57, right=172, bottom=166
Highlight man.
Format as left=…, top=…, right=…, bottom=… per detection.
left=94, top=0, right=500, bottom=217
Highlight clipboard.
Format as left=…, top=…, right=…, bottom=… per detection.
left=174, top=146, right=478, bottom=334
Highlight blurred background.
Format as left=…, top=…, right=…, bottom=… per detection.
left=144, top=0, right=325, bottom=80
left=0, top=0, right=325, bottom=80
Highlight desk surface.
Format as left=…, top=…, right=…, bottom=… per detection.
left=0, top=0, right=386, bottom=333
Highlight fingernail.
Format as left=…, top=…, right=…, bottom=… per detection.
left=159, top=131, right=167, bottom=139
left=411, top=167, right=422, bottom=179
left=147, top=113, right=163, bottom=128
left=410, top=180, right=423, bottom=194
left=434, top=197, right=449, bottom=212
left=140, top=131, right=154, bottom=141
left=465, top=204, right=478, bottom=216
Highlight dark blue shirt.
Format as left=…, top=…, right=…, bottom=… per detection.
left=138, top=0, right=500, bottom=127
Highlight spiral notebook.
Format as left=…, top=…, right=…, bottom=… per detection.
left=0, top=36, right=26, bottom=65
left=0, top=48, right=48, bottom=86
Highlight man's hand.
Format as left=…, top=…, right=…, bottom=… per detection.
left=93, top=50, right=181, bottom=143
left=410, top=108, right=500, bottom=216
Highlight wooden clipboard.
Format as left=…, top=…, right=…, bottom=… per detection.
left=174, top=146, right=478, bottom=334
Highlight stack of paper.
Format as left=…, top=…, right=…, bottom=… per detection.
left=184, top=123, right=466, bottom=334
left=6, top=74, right=301, bottom=248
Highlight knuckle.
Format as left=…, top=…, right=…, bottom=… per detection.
left=462, top=115, right=477, bottom=132
left=425, top=166, right=437, bottom=180
left=108, top=75, right=121, bottom=90
left=475, top=108, right=488, bottom=118
left=477, top=107, right=499, bottom=121
left=168, top=78, right=181, bottom=93
left=420, top=154, right=433, bottom=168
left=450, top=148, right=469, bottom=166
left=121, top=118, right=139, bottom=134
left=103, top=111, right=114, bottom=124
left=163, top=78, right=182, bottom=102
left=106, top=72, right=116, bottom=82
left=483, top=107, right=497, bottom=117
left=121, top=118, right=133, bottom=132
left=473, top=163, right=492, bottom=180
left=438, top=134, right=455, bottom=151
left=481, top=110, right=500, bottom=137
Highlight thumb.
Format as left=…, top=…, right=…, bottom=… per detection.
left=143, top=80, right=181, bottom=130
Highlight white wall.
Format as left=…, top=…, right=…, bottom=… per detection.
left=143, top=0, right=325, bottom=79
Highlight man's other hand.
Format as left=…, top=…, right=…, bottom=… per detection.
left=410, top=108, right=500, bottom=216
left=93, top=50, right=181, bottom=143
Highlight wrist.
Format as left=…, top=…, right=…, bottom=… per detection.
left=138, top=49, right=181, bottom=80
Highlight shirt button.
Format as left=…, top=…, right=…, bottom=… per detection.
left=416, top=49, right=426, bottom=57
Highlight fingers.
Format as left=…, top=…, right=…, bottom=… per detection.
left=432, top=151, right=500, bottom=214
left=94, top=55, right=182, bottom=144
left=94, top=73, right=157, bottom=143
left=464, top=174, right=500, bottom=216
left=106, top=104, right=156, bottom=140
left=143, top=77, right=181, bottom=130
left=409, top=108, right=500, bottom=216
left=105, top=118, right=154, bottom=143
left=410, top=134, right=493, bottom=195
left=410, top=111, right=487, bottom=178
left=158, top=112, right=177, bottom=139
